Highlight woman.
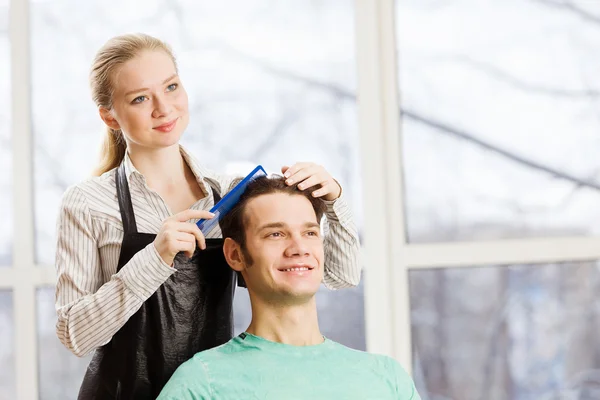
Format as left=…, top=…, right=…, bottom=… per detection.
left=55, top=33, right=361, bottom=399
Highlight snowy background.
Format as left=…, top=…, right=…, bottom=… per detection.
left=399, top=0, right=600, bottom=243
left=399, top=1, right=600, bottom=399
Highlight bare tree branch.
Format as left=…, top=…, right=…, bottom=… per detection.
left=452, top=55, right=600, bottom=98
left=478, top=269, right=510, bottom=400
left=535, top=0, right=600, bottom=26
left=216, top=44, right=600, bottom=192
left=404, top=110, right=600, bottom=191
left=217, top=43, right=355, bottom=101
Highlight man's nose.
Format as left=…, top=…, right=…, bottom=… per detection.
left=284, top=235, right=310, bottom=258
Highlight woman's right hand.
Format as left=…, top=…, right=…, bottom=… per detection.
left=153, top=209, right=215, bottom=266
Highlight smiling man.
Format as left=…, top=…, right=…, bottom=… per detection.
left=157, top=176, right=420, bottom=400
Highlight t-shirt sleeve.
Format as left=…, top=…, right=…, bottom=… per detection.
left=157, top=358, right=213, bottom=400
left=388, top=357, right=422, bottom=400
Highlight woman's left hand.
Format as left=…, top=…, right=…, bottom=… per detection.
left=281, top=163, right=342, bottom=201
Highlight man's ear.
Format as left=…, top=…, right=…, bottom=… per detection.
left=223, top=238, right=245, bottom=272
left=99, top=107, right=121, bottom=131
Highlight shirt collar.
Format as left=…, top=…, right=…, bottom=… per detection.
left=121, top=145, right=222, bottom=196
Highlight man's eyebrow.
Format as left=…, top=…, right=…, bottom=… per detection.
left=256, top=222, right=285, bottom=232
left=256, top=222, right=320, bottom=232
left=124, top=73, right=178, bottom=97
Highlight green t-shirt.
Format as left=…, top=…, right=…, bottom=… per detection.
left=158, top=333, right=420, bottom=400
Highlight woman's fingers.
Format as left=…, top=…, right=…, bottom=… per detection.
left=296, top=174, right=327, bottom=191
left=173, top=209, right=215, bottom=222
left=172, top=222, right=206, bottom=250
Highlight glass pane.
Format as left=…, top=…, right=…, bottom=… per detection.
left=397, top=1, right=600, bottom=243
left=0, top=291, right=15, bottom=399
left=410, top=262, right=600, bottom=399
left=0, top=0, right=11, bottom=265
left=37, top=287, right=92, bottom=400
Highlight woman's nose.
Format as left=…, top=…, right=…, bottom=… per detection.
left=152, top=95, right=172, bottom=118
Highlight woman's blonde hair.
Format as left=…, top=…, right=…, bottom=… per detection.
left=90, top=33, right=177, bottom=176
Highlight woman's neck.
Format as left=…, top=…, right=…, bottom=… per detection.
left=127, top=144, right=187, bottom=187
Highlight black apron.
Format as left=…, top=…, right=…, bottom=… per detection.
left=78, top=163, right=236, bottom=399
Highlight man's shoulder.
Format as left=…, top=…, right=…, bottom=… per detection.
left=184, top=335, right=257, bottom=369
left=333, top=344, right=412, bottom=380
left=189, top=337, right=244, bottom=363
left=158, top=339, right=246, bottom=399
left=326, top=341, right=418, bottom=397
left=326, top=340, right=388, bottom=362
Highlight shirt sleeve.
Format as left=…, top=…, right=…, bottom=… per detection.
left=55, top=185, right=175, bottom=357
left=321, top=192, right=363, bottom=289
left=157, top=358, right=212, bottom=399
left=389, top=358, right=421, bottom=400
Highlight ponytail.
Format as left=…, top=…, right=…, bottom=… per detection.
left=93, top=127, right=126, bottom=176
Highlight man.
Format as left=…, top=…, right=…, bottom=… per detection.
left=158, top=176, right=420, bottom=399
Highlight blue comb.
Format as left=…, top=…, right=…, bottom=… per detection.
left=197, top=165, right=267, bottom=236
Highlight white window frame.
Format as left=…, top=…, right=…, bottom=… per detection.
left=5, top=0, right=600, bottom=398
left=355, top=0, right=600, bottom=375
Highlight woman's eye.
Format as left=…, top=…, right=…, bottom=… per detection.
left=131, top=96, right=146, bottom=104
left=167, top=83, right=178, bottom=92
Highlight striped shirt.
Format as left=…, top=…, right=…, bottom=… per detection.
left=55, top=146, right=362, bottom=357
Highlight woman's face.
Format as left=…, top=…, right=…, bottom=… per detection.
left=102, top=50, right=190, bottom=152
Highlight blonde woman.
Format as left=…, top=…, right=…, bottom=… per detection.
left=54, top=33, right=362, bottom=399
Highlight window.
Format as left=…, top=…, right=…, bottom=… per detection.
left=410, top=262, right=600, bottom=399
left=396, top=0, right=600, bottom=243
left=394, top=2, right=600, bottom=398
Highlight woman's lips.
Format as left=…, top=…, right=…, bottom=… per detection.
left=154, top=118, right=178, bottom=132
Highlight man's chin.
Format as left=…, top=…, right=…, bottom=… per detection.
left=276, top=286, right=320, bottom=304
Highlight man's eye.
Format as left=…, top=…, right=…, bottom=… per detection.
left=268, top=232, right=282, bottom=238
left=307, top=231, right=319, bottom=237
left=131, top=96, right=146, bottom=104
left=167, top=83, right=178, bottom=92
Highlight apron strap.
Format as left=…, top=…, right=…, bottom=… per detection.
left=116, top=162, right=137, bottom=234
left=211, top=185, right=222, bottom=204
left=115, top=163, right=223, bottom=235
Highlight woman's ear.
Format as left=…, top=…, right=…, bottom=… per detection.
left=99, top=107, right=121, bottom=130
left=223, top=238, right=244, bottom=272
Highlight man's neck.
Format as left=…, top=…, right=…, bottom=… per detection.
left=245, top=297, right=323, bottom=346
left=127, top=144, right=187, bottom=187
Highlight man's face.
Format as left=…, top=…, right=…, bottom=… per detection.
left=240, top=192, right=324, bottom=303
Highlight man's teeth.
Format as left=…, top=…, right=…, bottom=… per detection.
left=282, top=267, right=310, bottom=272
